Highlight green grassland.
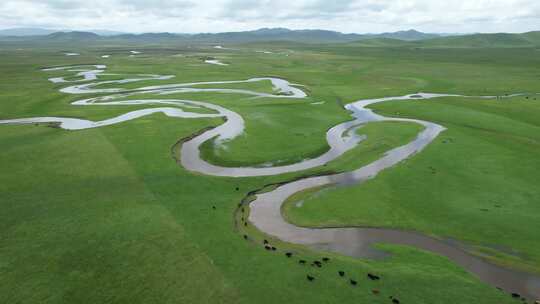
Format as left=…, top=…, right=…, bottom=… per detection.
left=1, top=41, right=539, bottom=303
left=345, top=32, right=540, bottom=48
left=284, top=96, right=540, bottom=273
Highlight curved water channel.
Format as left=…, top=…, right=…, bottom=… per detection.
left=0, top=64, right=538, bottom=301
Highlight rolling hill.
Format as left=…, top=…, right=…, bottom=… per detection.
left=0, top=27, right=57, bottom=36
left=347, top=31, right=540, bottom=48
left=0, top=27, right=442, bottom=44
left=419, top=32, right=539, bottom=47
left=0, top=28, right=538, bottom=47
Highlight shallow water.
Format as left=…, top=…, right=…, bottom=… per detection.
left=0, top=67, right=305, bottom=146
left=205, top=59, right=228, bottom=66
left=1, top=64, right=538, bottom=300
left=0, top=106, right=222, bottom=130
left=249, top=93, right=540, bottom=300
left=181, top=118, right=367, bottom=177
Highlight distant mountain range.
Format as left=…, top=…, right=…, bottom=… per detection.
left=365, top=29, right=441, bottom=41
left=0, top=27, right=538, bottom=47
left=353, top=32, right=540, bottom=48
left=0, top=27, right=125, bottom=37
left=0, top=27, right=443, bottom=42
left=0, top=27, right=57, bottom=36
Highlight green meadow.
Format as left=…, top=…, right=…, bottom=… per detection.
left=1, top=41, right=539, bottom=303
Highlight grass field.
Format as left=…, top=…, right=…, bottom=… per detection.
left=284, top=96, right=540, bottom=273
left=1, top=41, right=539, bottom=303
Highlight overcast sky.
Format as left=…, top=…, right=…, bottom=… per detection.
left=0, top=0, right=538, bottom=34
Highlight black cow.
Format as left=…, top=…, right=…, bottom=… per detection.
left=285, top=252, right=293, bottom=258
left=299, top=260, right=306, bottom=265
left=322, top=257, right=330, bottom=262
left=350, top=279, right=357, bottom=286
left=338, top=271, right=345, bottom=277
left=307, top=275, right=315, bottom=282
left=367, top=273, right=380, bottom=281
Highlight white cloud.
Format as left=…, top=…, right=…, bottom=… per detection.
left=0, top=0, right=538, bottom=33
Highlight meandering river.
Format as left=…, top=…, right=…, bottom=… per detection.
left=1, top=64, right=538, bottom=301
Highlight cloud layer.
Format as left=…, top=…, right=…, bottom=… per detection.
left=0, top=0, right=538, bottom=33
